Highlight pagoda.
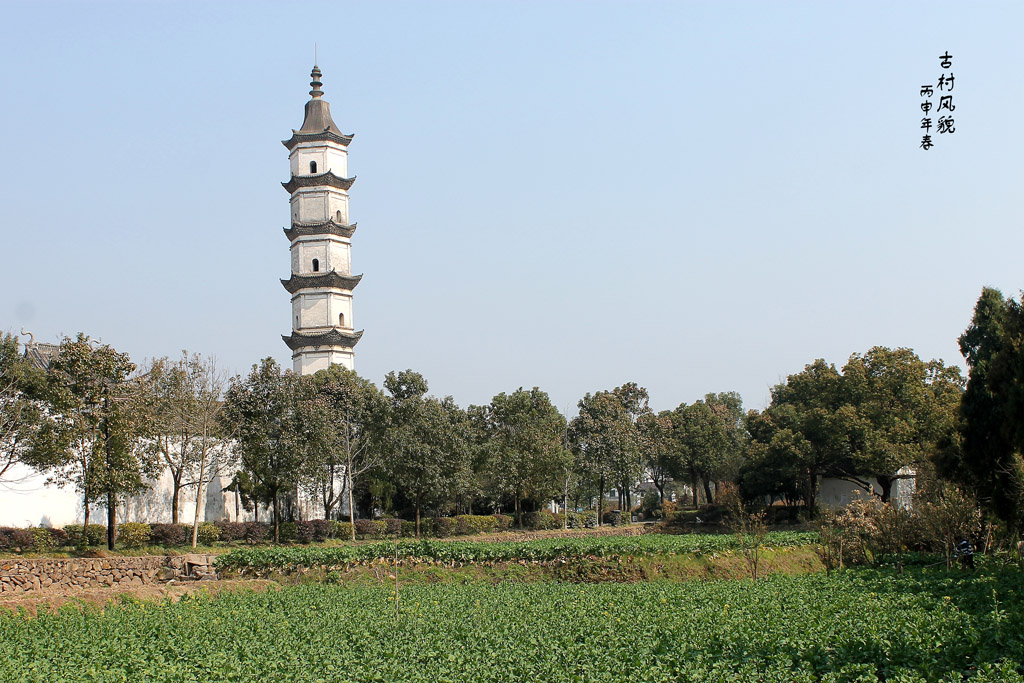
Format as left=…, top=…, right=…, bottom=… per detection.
left=281, top=65, right=363, bottom=374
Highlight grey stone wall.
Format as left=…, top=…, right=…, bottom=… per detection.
left=0, top=555, right=215, bottom=595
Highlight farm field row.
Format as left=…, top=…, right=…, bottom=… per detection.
left=3, top=567, right=1022, bottom=682
left=216, top=530, right=818, bottom=572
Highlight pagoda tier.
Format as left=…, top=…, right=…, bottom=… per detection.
left=282, top=130, right=353, bottom=151
left=282, top=171, right=356, bottom=193
left=281, top=271, right=363, bottom=294
left=282, top=328, right=363, bottom=351
left=284, top=219, right=357, bottom=241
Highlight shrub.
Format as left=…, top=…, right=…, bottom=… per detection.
left=196, top=522, right=221, bottom=545
left=380, top=518, right=402, bottom=537
left=455, top=515, right=497, bottom=535
left=523, top=511, right=562, bottom=530
left=310, top=519, right=333, bottom=541
left=331, top=521, right=354, bottom=541
left=400, top=521, right=416, bottom=537
left=243, top=522, right=269, bottom=545
left=661, top=500, right=678, bottom=520
left=430, top=517, right=456, bottom=537
left=354, top=519, right=388, bottom=539
left=10, top=529, right=35, bottom=551
left=293, top=521, right=315, bottom=544
left=64, top=524, right=107, bottom=547
left=566, top=511, right=599, bottom=529
left=279, top=522, right=297, bottom=543
left=602, top=510, right=623, bottom=527
left=30, top=527, right=55, bottom=552
left=151, top=523, right=185, bottom=546
left=215, top=522, right=248, bottom=543
left=47, top=527, right=69, bottom=548
left=493, top=514, right=513, bottom=531
left=0, top=527, right=11, bottom=550
left=117, top=523, right=152, bottom=549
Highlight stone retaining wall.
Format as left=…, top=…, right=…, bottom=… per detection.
left=0, top=555, right=215, bottom=595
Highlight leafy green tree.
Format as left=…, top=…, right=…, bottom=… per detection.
left=28, top=334, right=155, bottom=548
left=384, top=370, right=471, bottom=536
left=304, top=365, right=387, bottom=537
left=938, top=288, right=1024, bottom=529
left=223, top=358, right=307, bottom=543
left=638, top=410, right=676, bottom=503
left=570, top=383, right=649, bottom=523
left=841, top=347, right=963, bottom=502
left=484, top=387, right=569, bottom=528
left=0, top=333, right=44, bottom=484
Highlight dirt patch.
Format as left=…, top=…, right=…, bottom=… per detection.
left=0, top=579, right=280, bottom=617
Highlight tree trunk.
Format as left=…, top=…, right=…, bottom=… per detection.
left=106, top=491, right=116, bottom=550
left=563, top=478, right=569, bottom=530
left=703, top=479, right=715, bottom=506
left=805, top=471, right=817, bottom=517
left=272, top=489, right=280, bottom=544
left=171, top=473, right=182, bottom=525
left=191, top=454, right=208, bottom=549
left=598, top=476, right=605, bottom=526
left=515, top=493, right=522, bottom=529
left=415, top=502, right=421, bottom=538
left=877, top=475, right=893, bottom=504
left=655, top=480, right=665, bottom=503
left=347, top=454, right=356, bottom=541
left=691, top=471, right=699, bottom=508
left=82, top=495, right=90, bottom=545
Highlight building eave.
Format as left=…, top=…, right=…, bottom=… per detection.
left=281, top=271, right=363, bottom=294
left=282, top=329, right=363, bottom=351
left=282, top=171, right=356, bottom=194
left=284, top=220, right=357, bottom=241
left=282, top=130, right=354, bottom=151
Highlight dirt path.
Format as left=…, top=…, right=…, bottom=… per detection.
left=0, top=579, right=280, bottom=616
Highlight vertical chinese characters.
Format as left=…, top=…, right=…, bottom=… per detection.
left=920, top=52, right=956, bottom=150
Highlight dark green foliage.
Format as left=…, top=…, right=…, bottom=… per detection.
left=214, top=522, right=247, bottom=543
left=242, top=522, right=269, bottom=544
left=150, top=523, right=185, bottom=546
left=292, top=521, right=315, bottom=544
left=309, top=519, right=333, bottom=541
left=566, top=510, right=599, bottom=528
left=3, top=569, right=1023, bottom=682
left=942, top=287, right=1024, bottom=530
left=116, top=522, right=151, bottom=549
left=522, top=511, right=563, bottom=530
left=63, top=524, right=107, bottom=547
left=493, top=514, right=513, bottom=530
left=601, top=510, right=623, bottom=526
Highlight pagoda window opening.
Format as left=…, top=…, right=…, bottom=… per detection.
left=312, top=258, right=320, bottom=272
left=309, top=160, right=317, bottom=174
left=339, top=313, right=345, bottom=327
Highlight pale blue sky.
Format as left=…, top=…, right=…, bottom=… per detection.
left=1, top=1, right=1021, bottom=414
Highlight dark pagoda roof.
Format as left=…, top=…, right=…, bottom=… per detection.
left=281, top=270, right=363, bottom=294
left=282, top=171, right=356, bottom=194
left=282, top=65, right=354, bottom=150
left=282, top=130, right=353, bottom=151
left=284, top=220, right=357, bottom=241
left=282, top=328, right=363, bottom=351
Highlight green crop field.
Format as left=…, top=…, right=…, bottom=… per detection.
left=215, top=531, right=818, bottom=573
left=3, top=566, right=1023, bottom=682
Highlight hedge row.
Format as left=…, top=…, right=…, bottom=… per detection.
left=1, top=511, right=623, bottom=553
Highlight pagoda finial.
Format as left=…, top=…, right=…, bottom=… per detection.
left=309, top=64, right=324, bottom=99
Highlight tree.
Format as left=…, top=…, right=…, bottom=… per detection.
left=28, top=334, right=155, bottom=548
left=0, top=333, right=44, bottom=485
left=484, top=387, right=569, bottom=528
left=305, top=365, right=386, bottom=538
left=638, top=410, right=675, bottom=503
left=570, top=383, right=649, bottom=524
left=384, top=370, right=471, bottom=536
left=841, top=347, right=963, bottom=502
left=223, top=358, right=307, bottom=543
left=143, top=353, right=232, bottom=527
left=939, top=288, right=1024, bottom=529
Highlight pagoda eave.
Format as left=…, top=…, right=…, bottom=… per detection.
left=284, top=220, right=357, bottom=241
left=282, top=130, right=354, bottom=151
left=281, top=271, right=363, bottom=294
left=282, top=329, right=363, bottom=351
left=282, top=171, right=356, bottom=194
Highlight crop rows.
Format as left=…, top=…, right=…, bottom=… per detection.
left=215, top=531, right=818, bottom=573
left=3, top=567, right=1023, bottom=682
